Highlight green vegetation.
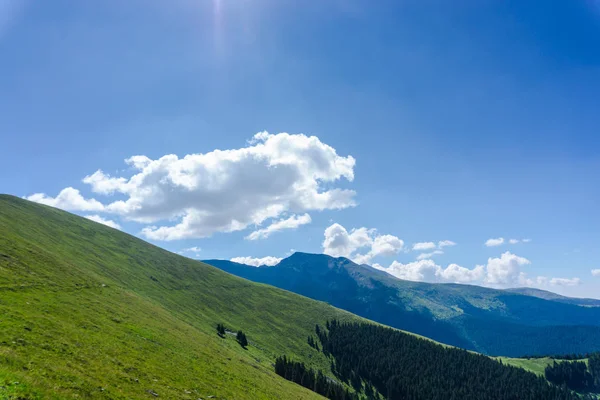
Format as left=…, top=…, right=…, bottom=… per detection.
left=0, top=195, right=364, bottom=399
left=545, top=353, right=600, bottom=394
left=275, top=356, right=356, bottom=400
left=312, top=320, right=576, bottom=400
left=497, top=357, right=560, bottom=376
left=236, top=331, right=248, bottom=348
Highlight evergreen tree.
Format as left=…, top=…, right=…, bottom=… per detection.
left=216, top=323, right=225, bottom=337
left=545, top=355, right=600, bottom=393
left=274, top=356, right=357, bottom=400
left=237, top=330, right=248, bottom=347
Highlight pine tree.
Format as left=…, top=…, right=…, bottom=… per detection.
left=216, top=323, right=225, bottom=337
left=237, top=330, right=248, bottom=347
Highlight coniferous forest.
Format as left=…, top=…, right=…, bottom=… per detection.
left=278, top=319, right=588, bottom=400
left=545, top=353, right=600, bottom=393
left=274, top=356, right=357, bottom=400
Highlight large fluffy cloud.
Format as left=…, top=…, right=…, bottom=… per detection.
left=322, top=223, right=404, bottom=264
left=482, top=252, right=531, bottom=285
left=230, top=256, right=282, bottom=267
left=27, top=132, right=356, bottom=241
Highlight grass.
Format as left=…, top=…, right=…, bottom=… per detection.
left=497, top=357, right=590, bottom=377
left=0, top=195, right=366, bottom=399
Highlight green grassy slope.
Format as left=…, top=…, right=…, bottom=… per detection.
left=498, top=357, right=590, bottom=377
left=0, top=195, right=364, bottom=399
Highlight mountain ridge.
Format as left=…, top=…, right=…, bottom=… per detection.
left=205, top=252, right=600, bottom=357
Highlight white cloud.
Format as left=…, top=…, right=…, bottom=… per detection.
left=370, top=235, right=405, bottom=258
left=412, top=242, right=436, bottom=251
left=438, top=240, right=456, bottom=248
left=230, top=256, right=282, bottom=267
left=31, top=132, right=355, bottom=241
left=377, top=250, right=579, bottom=290
left=374, top=260, right=483, bottom=284
left=486, top=237, right=530, bottom=246
left=485, top=237, right=505, bottom=247
left=549, top=277, right=581, bottom=287
left=27, top=187, right=105, bottom=212
left=178, top=246, right=202, bottom=256
left=508, top=238, right=531, bottom=245
left=482, top=251, right=531, bottom=285
left=375, top=260, right=441, bottom=282
left=322, top=223, right=403, bottom=264
left=592, top=269, right=600, bottom=277
left=416, top=250, right=444, bottom=260
left=439, top=263, right=485, bottom=283
left=245, top=213, right=312, bottom=240
left=84, top=214, right=121, bottom=229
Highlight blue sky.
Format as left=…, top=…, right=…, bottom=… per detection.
left=1, top=0, right=599, bottom=297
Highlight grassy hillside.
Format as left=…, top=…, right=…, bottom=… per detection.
left=0, top=195, right=366, bottom=399
left=206, top=255, right=600, bottom=357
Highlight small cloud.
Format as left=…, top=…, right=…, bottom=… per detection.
left=549, top=277, right=581, bottom=287
left=522, top=238, right=532, bottom=243
left=485, top=237, right=505, bottom=247
left=592, top=269, right=600, bottom=277
left=509, top=239, right=519, bottom=244
left=230, top=256, right=282, bottom=267
left=416, top=250, right=444, bottom=260
left=245, top=213, right=311, bottom=240
left=178, top=246, right=202, bottom=256
left=84, top=215, right=121, bottom=230
left=438, top=240, right=456, bottom=248
left=412, top=242, right=437, bottom=251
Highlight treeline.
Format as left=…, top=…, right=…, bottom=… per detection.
left=521, top=352, right=600, bottom=360
left=316, top=320, right=579, bottom=400
left=274, top=356, right=356, bottom=400
left=545, top=353, right=600, bottom=393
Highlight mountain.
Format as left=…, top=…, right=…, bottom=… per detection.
left=505, top=287, right=600, bottom=307
left=206, top=253, right=600, bottom=357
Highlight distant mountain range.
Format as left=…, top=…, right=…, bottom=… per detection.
left=205, top=253, right=600, bottom=357
left=505, top=287, right=600, bottom=307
